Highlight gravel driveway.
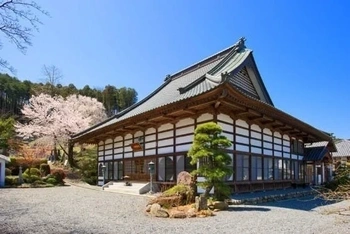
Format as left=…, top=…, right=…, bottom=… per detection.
left=1, top=185, right=349, bottom=234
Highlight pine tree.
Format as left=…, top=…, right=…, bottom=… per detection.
left=188, top=122, right=232, bottom=200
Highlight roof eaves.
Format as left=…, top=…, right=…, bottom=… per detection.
left=224, top=83, right=331, bottom=142
left=71, top=115, right=116, bottom=139
left=247, top=53, right=274, bottom=106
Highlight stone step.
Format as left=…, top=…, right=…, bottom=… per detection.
left=103, top=182, right=149, bottom=195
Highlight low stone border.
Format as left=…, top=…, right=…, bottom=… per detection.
left=228, top=190, right=317, bottom=205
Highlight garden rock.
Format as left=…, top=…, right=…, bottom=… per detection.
left=177, top=171, right=193, bottom=186
left=213, top=201, right=228, bottom=210
left=145, top=205, right=152, bottom=212
left=150, top=203, right=169, bottom=218
left=187, top=208, right=196, bottom=218
left=170, top=211, right=187, bottom=219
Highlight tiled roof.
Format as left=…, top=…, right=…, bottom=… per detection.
left=333, top=140, right=350, bottom=157
left=73, top=38, right=253, bottom=139
left=72, top=38, right=332, bottom=143
left=305, top=141, right=329, bottom=148
left=304, top=146, right=328, bottom=161
left=0, top=154, right=10, bottom=162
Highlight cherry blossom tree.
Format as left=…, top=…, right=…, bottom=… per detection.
left=16, top=93, right=107, bottom=167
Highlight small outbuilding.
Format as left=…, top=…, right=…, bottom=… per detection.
left=333, top=140, right=350, bottom=165
left=0, top=154, right=10, bottom=187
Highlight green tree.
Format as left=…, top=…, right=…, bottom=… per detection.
left=188, top=122, right=232, bottom=200
left=116, top=87, right=137, bottom=111
left=0, top=116, right=15, bottom=151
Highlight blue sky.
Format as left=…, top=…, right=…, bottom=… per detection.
left=2, top=0, right=349, bottom=139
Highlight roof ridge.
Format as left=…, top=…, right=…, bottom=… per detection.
left=177, top=38, right=247, bottom=94
left=170, top=37, right=246, bottom=80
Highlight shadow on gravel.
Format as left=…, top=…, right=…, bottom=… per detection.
left=227, top=206, right=270, bottom=212
left=255, top=196, right=338, bottom=211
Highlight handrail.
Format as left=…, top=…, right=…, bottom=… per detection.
left=101, top=181, right=114, bottom=190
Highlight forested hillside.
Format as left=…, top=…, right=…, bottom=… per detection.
left=0, top=73, right=138, bottom=117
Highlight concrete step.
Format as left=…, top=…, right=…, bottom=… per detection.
left=103, top=182, right=149, bottom=195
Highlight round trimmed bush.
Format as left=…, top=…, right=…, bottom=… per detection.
left=22, top=169, right=42, bottom=183
left=5, top=176, right=19, bottom=186
left=30, top=175, right=41, bottom=182
left=46, top=177, right=57, bottom=185
left=29, top=168, right=41, bottom=176
left=23, top=168, right=41, bottom=177
left=5, top=168, right=12, bottom=176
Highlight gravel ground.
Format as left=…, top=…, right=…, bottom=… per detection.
left=1, top=185, right=349, bottom=234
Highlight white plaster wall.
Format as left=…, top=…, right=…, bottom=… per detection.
left=217, top=113, right=233, bottom=123
left=158, top=139, right=173, bottom=147
left=176, top=126, right=194, bottom=135
left=197, top=113, right=213, bottom=122
left=236, top=127, right=249, bottom=136
left=158, top=130, right=173, bottom=139
left=158, top=146, right=173, bottom=154
left=219, top=122, right=233, bottom=132
left=176, top=118, right=194, bottom=127
left=251, top=131, right=262, bottom=139
left=251, top=124, right=261, bottom=132
left=158, top=123, right=173, bottom=132
left=236, top=119, right=248, bottom=128
left=105, top=138, right=113, bottom=144
left=105, top=155, right=113, bottom=160
left=176, top=144, right=191, bottom=152
left=236, top=144, right=249, bottom=152
left=176, top=135, right=193, bottom=144
left=145, top=149, right=156, bottom=155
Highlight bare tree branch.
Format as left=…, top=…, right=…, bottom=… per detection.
left=0, top=0, right=48, bottom=72
left=41, top=64, right=63, bottom=96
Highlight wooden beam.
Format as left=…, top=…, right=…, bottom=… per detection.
left=248, top=109, right=261, bottom=116
left=234, top=108, right=249, bottom=116
left=248, top=115, right=264, bottom=121
left=271, top=121, right=284, bottom=129
left=221, top=100, right=246, bottom=110
left=161, top=115, right=176, bottom=121
left=181, top=109, right=197, bottom=115
left=279, top=126, right=294, bottom=132
left=295, top=132, right=308, bottom=137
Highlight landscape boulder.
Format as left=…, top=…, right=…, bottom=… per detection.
left=150, top=203, right=169, bottom=218
left=213, top=201, right=228, bottom=210
left=177, top=171, right=194, bottom=186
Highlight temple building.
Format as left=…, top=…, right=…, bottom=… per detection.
left=72, top=38, right=335, bottom=193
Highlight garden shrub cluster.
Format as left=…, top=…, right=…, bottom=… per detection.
left=7, top=157, right=48, bottom=175
left=22, top=168, right=42, bottom=183
left=5, top=176, right=19, bottom=186
left=4, top=163, right=66, bottom=187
